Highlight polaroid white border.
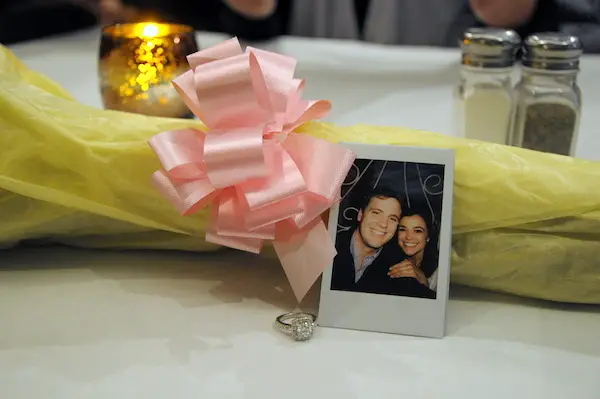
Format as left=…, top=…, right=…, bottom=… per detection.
left=318, top=143, right=455, bottom=339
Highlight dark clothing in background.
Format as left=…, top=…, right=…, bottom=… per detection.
left=123, top=0, right=600, bottom=51
left=1, top=0, right=600, bottom=50
left=122, top=0, right=288, bottom=41
left=0, top=1, right=96, bottom=44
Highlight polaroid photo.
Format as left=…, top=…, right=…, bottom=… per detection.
left=318, top=143, right=455, bottom=338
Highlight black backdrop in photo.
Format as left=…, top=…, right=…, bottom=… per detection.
left=337, top=159, right=445, bottom=235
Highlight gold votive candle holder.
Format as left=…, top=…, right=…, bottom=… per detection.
left=99, top=22, right=198, bottom=118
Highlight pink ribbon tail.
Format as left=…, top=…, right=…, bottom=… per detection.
left=273, top=219, right=336, bottom=301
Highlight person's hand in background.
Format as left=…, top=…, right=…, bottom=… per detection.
left=470, top=0, right=538, bottom=28
left=222, top=0, right=277, bottom=19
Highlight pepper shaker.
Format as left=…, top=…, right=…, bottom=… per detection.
left=453, top=28, right=520, bottom=144
left=510, top=33, right=583, bottom=156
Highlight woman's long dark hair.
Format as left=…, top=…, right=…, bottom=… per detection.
left=398, top=204, right=440, bottom=278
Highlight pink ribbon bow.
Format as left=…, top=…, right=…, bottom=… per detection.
left=148, top=38, right=355, bottom=301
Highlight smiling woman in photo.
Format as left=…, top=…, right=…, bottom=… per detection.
left=388, top=206, right=440, bottom=293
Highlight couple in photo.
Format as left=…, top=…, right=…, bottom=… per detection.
left=331, top=187, right=438, bottom=299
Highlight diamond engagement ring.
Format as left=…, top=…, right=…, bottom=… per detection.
left=275, top=312, right=317, bottom=341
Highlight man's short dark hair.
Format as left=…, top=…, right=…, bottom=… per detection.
left=360, top=186, right=406, bottom=212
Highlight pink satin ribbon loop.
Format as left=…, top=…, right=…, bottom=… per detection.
left=238, top=143, right=306, bottom=210
left=187, top=37, right=243, bottom=68
left=194, top=53, right=268, bottom=129
left=283, top=133, right=355, bottom=203
left=203, top=127, right=267, bottom=188
left=285, top=100, right=332, bottom=133
left=247, top=47, right=297, bottom=116
left=149, top=37, right=356, bottom=301
left=245, top=196, right=304, bottom=231
left=214, top=189, right=277, bottom=240
left=149, top=129, right=206, bottom=180
left=291, top=194, right=332, bottom=229
left=172, top=70, right=204, bottom=121
left=151, top=169, right=217, bottom=216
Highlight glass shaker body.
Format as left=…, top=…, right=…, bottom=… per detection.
left=510, top=33, right=583, bottom=156
left=454, top=66, right=515, bottom=144
left=454, top=28, right=520, bottom=144
left=511, top=68, right=581, bottom=156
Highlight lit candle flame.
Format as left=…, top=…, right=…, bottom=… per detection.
left=132, top=23, right=162, bottom=38
left=141, top=23, right=159, bottom=38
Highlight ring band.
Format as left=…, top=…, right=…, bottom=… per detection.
left=275, top=312, right=317, bottom=341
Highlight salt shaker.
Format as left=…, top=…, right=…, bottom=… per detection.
left=454, top=28, right=520, bottom=144
left=510, top=33, right=583, bottom=156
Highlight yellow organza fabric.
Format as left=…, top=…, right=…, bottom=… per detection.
left=1, top=45, right=599, bottom=303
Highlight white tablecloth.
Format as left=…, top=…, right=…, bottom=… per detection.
left=2, top=29, right=600, bottom=399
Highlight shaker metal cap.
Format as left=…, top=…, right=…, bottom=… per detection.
left=522, top=33, right=583, bottom=70
left=460, top=28, right=521, bottom=68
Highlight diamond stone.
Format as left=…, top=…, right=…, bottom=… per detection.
left=291, top=318, right=315, bottom=341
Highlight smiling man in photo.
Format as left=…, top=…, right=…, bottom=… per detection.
left=331, top=187, right=402, bottom=293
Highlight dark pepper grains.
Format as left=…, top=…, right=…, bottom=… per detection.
left=521, top=103, right=577, bottom=156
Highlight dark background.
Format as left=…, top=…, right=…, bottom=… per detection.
left=337, top=159, right=445, bottom=234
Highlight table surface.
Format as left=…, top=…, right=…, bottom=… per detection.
left=3, top=28, right=600, bottom=399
